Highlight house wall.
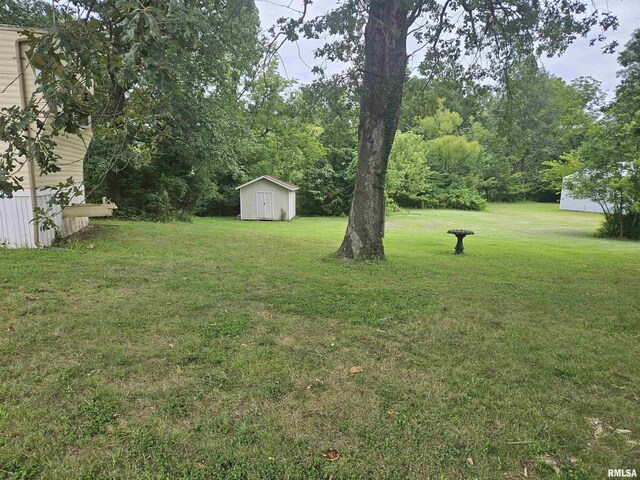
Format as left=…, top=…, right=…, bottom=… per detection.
left=0, top=25, right=90, bottom=247
left=15, top=29, right=90, bottom=188
left=559, top=186, right=606, bottom=214
left=559, top=174, right=607, bottom=214
left=239, top=179, right=290, bottom=220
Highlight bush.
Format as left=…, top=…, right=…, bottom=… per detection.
left=114, top=206, right=192, bottom=223
left=391, top=192, right=426, bottom=208
left=297, top=159, right=355, bottom=216
left=425, top=188, right=487, bottom=211
left=385, top=197, right=405, bottom=214
left=597, top=213, right=640, bottom=240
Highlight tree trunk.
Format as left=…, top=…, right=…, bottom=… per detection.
left=336, top=0, right=409, bottom=259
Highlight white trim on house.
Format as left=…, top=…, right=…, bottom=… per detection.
left=235, top=175, right=299, bottom=191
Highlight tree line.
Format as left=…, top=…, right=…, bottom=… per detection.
left=89, top=57, right=628, bottom=223
left=1, top=1, right=636, bottom=255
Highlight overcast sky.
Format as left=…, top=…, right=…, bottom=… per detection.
left=256, top=0, right=639, bottom=95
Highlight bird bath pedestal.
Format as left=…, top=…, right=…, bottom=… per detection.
left=447, top=229, right=475, bottom=254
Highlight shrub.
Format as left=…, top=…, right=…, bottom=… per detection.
left=385, top=197, right=405, bottom=214
left=425, top=188, right=487, bottom=211
left=597, top=213, right=640, bottom=240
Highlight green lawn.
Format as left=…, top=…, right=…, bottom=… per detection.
left=1, top=203, right=638, bottom=479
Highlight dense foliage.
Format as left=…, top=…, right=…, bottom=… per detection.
left=77, top=0, right=262, bottom=221
left=0, top=0, right=50, bottom=28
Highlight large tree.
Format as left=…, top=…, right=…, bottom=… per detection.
left=566, top=29, right=640, bottom=240
left=294, top=0, right=618, bottom=258
left=0, top=0, right=261, bottom=223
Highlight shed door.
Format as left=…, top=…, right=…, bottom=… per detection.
left=256, top=192, right=273, bottom=219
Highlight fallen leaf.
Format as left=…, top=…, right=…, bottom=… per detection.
left=386, top=409, right=397, bottom=415
left=569, top=457, right=579, bottom=464
left=195, top=462, right=205, bottom=469
left=586, top=417, right=600, bottom=427
left=594, top=424, right=604, bottom=438
left=615, top=429, right=632, bottom=434
left=321, top=449, right=340, bottom=461
left=25, top=296, right=37, bottom=301
left=349, top=366, right=363, bottom=374
left=466, top=457, right=474, bottom=466
left=539, top=454, right=560, bottom=474
left=586, top=417, right=611, bottom=439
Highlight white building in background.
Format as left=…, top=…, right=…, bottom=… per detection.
left=559, top=173, right=607, bottom=214
left=236, top=175, right=298, bottom=221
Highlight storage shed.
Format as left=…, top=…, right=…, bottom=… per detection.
left=0, top=24, right=102, bottom=248
left=236, top=175, right=298, bottom=220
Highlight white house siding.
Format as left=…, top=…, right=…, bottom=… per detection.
left=239, top=179, right=291, bottom=220
left=15, top=34, right=91, bottom=188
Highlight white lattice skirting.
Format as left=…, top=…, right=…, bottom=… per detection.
left=0, top=188, right=89, bottom=248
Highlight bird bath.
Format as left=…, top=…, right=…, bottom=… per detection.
left=447, top=229, right=475, bottom=254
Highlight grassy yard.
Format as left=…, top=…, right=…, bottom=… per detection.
left=1, top=203, right=638, bottom=479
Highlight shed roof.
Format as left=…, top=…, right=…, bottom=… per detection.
left=235, top=175, right=299, bottom=191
